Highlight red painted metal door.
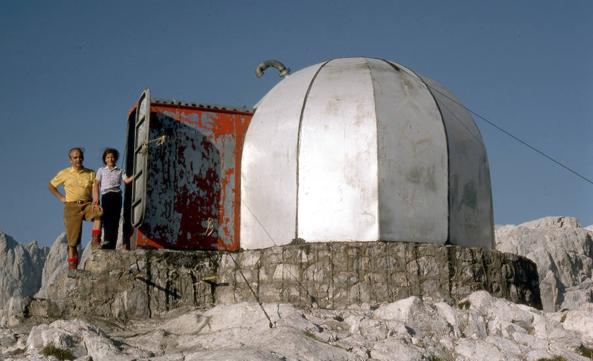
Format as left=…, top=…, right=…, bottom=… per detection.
left=131, top=97, right=252, bottom=251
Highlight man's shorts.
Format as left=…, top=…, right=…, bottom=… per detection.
left=63, top=201, right=103, bottom=247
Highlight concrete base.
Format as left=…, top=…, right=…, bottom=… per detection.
left=30, top=241, right=541, bottom=321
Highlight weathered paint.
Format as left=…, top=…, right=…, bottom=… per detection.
left=241, top=57, right=493, bottom=249
left=131, top=101, right=252, bottom=250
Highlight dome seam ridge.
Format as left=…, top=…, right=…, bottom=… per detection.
left=295, top=60, right=332, bottom=241
left=409, top=68, right=452, bottom=244
left=366, top=58, right=381, bottom=239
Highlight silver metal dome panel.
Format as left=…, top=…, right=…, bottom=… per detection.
left=421, top=76, right=494, bottom=246
left=241, top=57, right=493, bottom=249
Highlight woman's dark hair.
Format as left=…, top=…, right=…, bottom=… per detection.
left=102, top=148, right=119, bottom=164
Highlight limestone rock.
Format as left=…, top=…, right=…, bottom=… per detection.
left=495, top=216, right=593, bottom=311
left=6, top=292, right=593, bottom=360
left=562, top=303, right=593, bottom=348
left=0, top=232, right=48, bottom=326
left=373, top=296, right=452, bottom=338
left=0, top=328, right=17, bottom=347
left=0, top=327, right=27, bottom=358
left=34, top=232, right=94, bottom=303
left=34, top=233, right=68, bottom=299
left=562, top=280, right=593, bottom=310
left=123, top=303, right=353, bottom=361
left=26, top=319, right=152, bottom=361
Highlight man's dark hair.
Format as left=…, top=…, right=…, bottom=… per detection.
left=68, top=147, right=84, bottom=159
left=102, top=148, right=120, bottom=164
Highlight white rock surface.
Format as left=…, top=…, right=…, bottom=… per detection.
left=34, top=234, right=67, bottom=300
left=35, top=233, right=94, bottom=300
left=563, top=303, right=593, bottom=348
left=495, top=216, right=593, bottom=311
left=2, top=292, right=593, bottom=361
left=0, top=233, right=47, bottom=327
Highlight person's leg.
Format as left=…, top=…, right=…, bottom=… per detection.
left=92, top=218, right=101, bottom=244
left=91, top=227, right=101, bottom=248
left=64, top=203, right=83, bottom=270
left=91, top=211, right=101, bottom=249
left=68, top=245, right=78, bottom=266
left=83, top=203, right=103, bottom=249
left=102, top=192, right=121, bottom=249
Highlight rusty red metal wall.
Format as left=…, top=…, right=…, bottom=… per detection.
left=133, top=102, right=252, bottom=251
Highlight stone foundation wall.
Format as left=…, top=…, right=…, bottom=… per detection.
left=216, top=242, right=541, bottom=309
left=30, top=250, right=219, bottom=321
left=30, top=241, right=541, bottom=321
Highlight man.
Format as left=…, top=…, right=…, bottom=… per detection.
left=48, top=147, right=103, bottom=273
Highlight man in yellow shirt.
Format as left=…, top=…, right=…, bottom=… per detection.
left=48, top=147, right=103, bottom=273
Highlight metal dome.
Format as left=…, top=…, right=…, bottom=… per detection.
left=240, top=57, right=493, bottom=249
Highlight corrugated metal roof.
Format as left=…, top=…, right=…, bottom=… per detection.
left=152, top=98, right=254, bottom=114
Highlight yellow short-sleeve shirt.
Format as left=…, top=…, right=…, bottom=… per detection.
left=50, top=167, right=96, bottom=202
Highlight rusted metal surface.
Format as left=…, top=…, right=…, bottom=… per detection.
left=241, top=57, right=493, bottom=249
left=131, top=100, right=252, bottom=250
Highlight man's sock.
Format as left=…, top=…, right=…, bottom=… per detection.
left=91, top=229, right=101, bottom=248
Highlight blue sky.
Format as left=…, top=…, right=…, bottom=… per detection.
left=1, top=1, right=592, bottom=246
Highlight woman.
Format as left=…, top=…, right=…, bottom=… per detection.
left=92, top=148, right=133, bottom=249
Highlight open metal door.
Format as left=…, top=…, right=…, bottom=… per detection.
left=131, top=89, right=151, bottom=227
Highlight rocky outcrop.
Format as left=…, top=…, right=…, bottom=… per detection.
left=35, top=233, right=96, bottom=301
left=34, top=233, right=67, bottom=300
left=495, top=216, right=593, bottom=312
left=25, top=319, right=152, bottom=360
left=4, top=291, right=593, bottom=361
left=0, top=232, right=48, bottom=326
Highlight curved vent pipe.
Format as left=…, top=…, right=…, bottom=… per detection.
left=255, top=60, right=290, bottom=78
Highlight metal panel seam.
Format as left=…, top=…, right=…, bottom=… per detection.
left=365, top=58, right=381, bottom=239
left=295, top=60, right=331, bottom=240
left=409, top=80, right=494, bottom=247
left=385, top=61, right=451, bottom=244
left=468, top=117, right=495, bottom=248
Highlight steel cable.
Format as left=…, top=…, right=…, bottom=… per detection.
left=425, top=84, right=593, bottom=186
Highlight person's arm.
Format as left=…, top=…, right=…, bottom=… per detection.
left=92, top=180, right=100, bottom=205
left=92, top=169, right=102, bottom=206
left=48, top=183, right=66, bottom=203
left=123, top=174, right=134, bottom=184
